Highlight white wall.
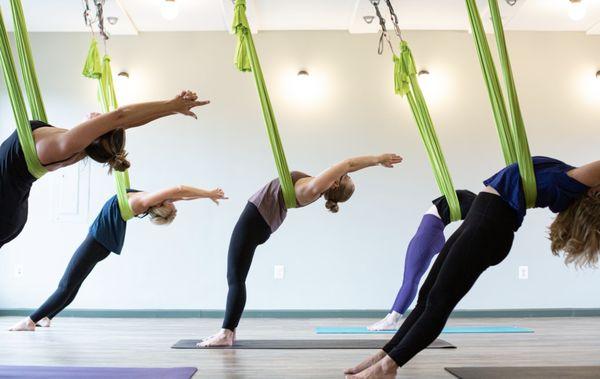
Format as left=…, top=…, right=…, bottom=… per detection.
left=0, top=30, right=599, bottom=311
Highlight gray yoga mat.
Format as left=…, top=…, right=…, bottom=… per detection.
left=446, top=366, right=600, bottom=379
left=172, top=338, right=455, bottom=349
left=0, top=365, right=197, bottom=378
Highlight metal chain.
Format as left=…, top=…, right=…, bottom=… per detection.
left=384, top=0, right=403, bottom=40
left=94, top=0, right=109, bottom=42
left=371, top=0, right=395, bottom=55
left=82, top=0, right=94, bottom=27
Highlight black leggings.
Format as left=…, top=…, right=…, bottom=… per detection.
left=30, top=235, right=110, bottom=323
left=383, top=192, right=517, bottom=366
left=222, top=202, right=272, bottom=330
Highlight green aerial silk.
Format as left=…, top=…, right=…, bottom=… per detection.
left=0, top=6, right=46, bottom=178
left=82, top=39, right=134, bottom=220
left=394, top=41, right=461, bottom=221
left=114, top=170, right=134, bottom=221
left=466, top=0, right=537, bottom=208
left=99, top=55, right=118, bottom=114
left=82, top=39, right=102, bottom=80
left=10, top=0, right=46, bottom=122
left=233, top=0, right=297, bottom=209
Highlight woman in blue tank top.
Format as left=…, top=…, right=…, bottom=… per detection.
left=0, top=90, right=208, bottom=250
left=9, top=185, right=227, bottom=332
left=347, top=156, right=600, bottom=378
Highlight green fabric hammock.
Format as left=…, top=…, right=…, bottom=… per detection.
left=10, top=0, right=46, bottom=122
left=0, top=4, right=47, bottom=178
left=394, top=41, right=461, bottom=222
left=82, top=39, right=102, bottom=80
left=233, top=0, right=297, bottom=209
left=82, top=39, right=134, bottom=221
left=114, top=170, right=134, bottom=221
left=466, top=0, right=537, bottom=208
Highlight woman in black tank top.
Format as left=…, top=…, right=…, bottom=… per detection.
left=0, top=90, right=209, bottom=250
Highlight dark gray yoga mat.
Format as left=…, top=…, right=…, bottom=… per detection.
left=446, top=366, right=600, bottom=379
left=0, top=365, right=197, bottom=378
left=172, top=338, right=455, bottom=349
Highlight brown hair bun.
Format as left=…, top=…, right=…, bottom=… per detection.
left=108, top=152, right=131, bottom=173
left=325, top=200, right=339, bottom=213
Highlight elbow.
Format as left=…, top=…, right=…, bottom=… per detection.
left=343, top=159, right=355, bottom=172
left=109, top=107, right=127, bottom=128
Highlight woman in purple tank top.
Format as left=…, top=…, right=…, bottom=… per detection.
left=199, top=153, right=403, bottom=347
left=346, top=157, right=600, bottom=379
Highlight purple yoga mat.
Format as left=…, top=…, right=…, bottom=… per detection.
left=0, top=365, right=197, bottom=378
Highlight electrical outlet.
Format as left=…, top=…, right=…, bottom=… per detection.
left=274, top=265, right=285, bottom=280
left=518, top=266, right=528, bottom=280
left=15, top=265, right=24, bottom=278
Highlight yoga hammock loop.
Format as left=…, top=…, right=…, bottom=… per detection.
left=466, top=0, right=537, bottom=208
left=0, top=3, right=47, bottom=178
left=373, top=1, right=462, bottom=221
left=82, top=33, right=134, bottom=221
left=233, top=0, right=297, bottom=209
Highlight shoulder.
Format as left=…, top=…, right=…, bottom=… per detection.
left=291, top=171, right=311, bottom=181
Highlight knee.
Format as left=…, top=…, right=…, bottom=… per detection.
left=226, top=271, right=245, bottom=287
left=424, top=289, right=455, bottom=315
left=56, top=281, right=75, bottom=297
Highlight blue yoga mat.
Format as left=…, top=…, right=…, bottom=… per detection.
left=0, top=366, right=198, bottom=378
left=315, top=326, right=533, bottom=335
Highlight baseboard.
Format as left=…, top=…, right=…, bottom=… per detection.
left=1, top=308, right=600, bottom=318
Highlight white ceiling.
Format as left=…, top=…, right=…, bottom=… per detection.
left=0, top=0, right=598, bottom=35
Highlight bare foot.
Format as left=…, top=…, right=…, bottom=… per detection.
left=367, top=312, right=403, bottom=331
left=344, top=350, right=387, bottom=375
left=37, top=317, right=52, bottom=328
left=346, top=355, right=398, bottom=378
left=9, top=317, right=36, bottom=332
left=197, top=329, right=235, bottom=347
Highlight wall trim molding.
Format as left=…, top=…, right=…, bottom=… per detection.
left=1, top=308, right=600, bottom=318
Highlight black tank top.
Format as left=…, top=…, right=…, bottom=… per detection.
left=0, top=120, right=53, bottom=247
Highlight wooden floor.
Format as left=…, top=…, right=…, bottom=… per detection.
left=1, top=316, right=600, bottom=378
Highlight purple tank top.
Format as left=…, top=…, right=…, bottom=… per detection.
left=249, top=171, right=311, bottom=233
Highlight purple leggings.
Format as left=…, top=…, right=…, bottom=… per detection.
left=391, top=214, right=446, bottom=314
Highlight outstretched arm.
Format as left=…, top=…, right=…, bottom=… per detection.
left=131, top=186, right=227, bottom=213
left=568, top=160, right=600, bottom=189
left=36, top=91, right=209, bottom=164
left=296, top=154, right=402, bottom=201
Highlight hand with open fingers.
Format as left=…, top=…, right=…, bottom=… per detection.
left=171, top=90, right=210, bottom=119
left=209, top=188, right=228, bottom=205
left=378, top=153, right=403, bottom=168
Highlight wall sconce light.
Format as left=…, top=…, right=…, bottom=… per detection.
left=161, top=0, right=179, bottom=21
left=596, top=70, right=600, bottom=81
left=107, top=16, right=119, bottom=25
left=569, top=0, right=586, bottom=21
left=116, top=71, right=130, bottom=89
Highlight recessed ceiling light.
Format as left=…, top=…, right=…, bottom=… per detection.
left=363, top=15, right=375, bottom=24
left=161, top=0, right=179, bottom=21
